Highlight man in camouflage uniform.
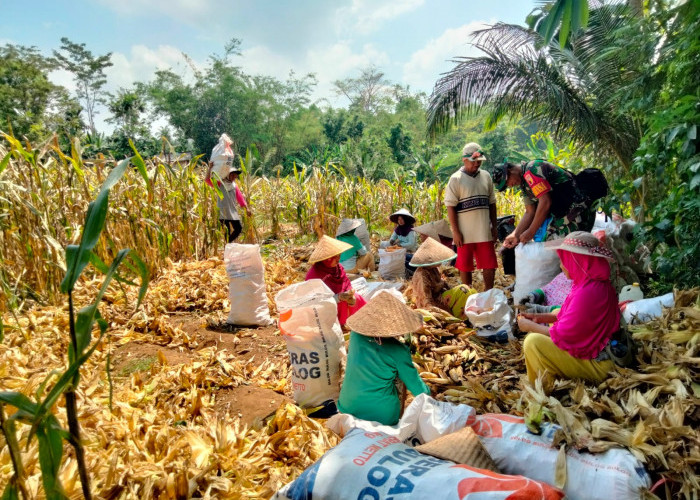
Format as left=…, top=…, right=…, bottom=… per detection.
left=492, top=160, right=595, bottom=247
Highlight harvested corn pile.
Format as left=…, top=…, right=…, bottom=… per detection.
left=2, top=246, right=698, bottom=499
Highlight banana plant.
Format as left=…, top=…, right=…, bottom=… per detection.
left=0, top=157, right=148, bottom=500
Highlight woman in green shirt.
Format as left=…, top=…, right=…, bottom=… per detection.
left=338, top=292, right=430, bottom=425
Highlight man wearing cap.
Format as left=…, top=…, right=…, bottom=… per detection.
left=206, top=161, right=252, bottom=243
left=444, top=142, right=498, bottom=290
left=492, top=160, right=596, bottom=247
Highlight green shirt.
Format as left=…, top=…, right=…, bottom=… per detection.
left=337, top=233, right=366, bottom=262
left=338, top=332, right=430, bottom=425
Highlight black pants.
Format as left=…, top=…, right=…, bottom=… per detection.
left=222, top=219, right=242, bottom=243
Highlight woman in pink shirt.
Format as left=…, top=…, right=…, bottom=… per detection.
left=517, top=232, right=619, bottom=388
left=206, top=163, right=251, bottom=243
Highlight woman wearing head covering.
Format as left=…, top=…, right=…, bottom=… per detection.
left=517, top=232, right=619, bottom=387
left=409, top=238, right=476, bottom=318
left=336, top=218, right=375, bottom=273
left=338, top=293, right=430, bottom=425
left=305, top=235, right=367, bottom=326
left=388, top=208, right=418, bottom=253
left=205, top=163, right=251, bottom=243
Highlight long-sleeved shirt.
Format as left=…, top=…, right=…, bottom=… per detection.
left=388, top=230, right=418, bottom=253
left=338, top=331, right=429, bottom=425
left=337, top=233, right=367, bottom=270
left=206, top=179, right=247, bottom=221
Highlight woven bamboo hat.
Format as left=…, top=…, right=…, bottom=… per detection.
left=415, top=427, right=500, bottom=472
left=346, top=292, right=423, bottom=338
left=308, top=235, right=353, bottom=264
left=336, top=218, right=362, bottom=237
left=389, top=208, right=416, bottom=225
left=544, top=231, right=614, bottom=261
left=410, top=237, right=456, bottom=267
left=414, top=220, right=453, bottom=242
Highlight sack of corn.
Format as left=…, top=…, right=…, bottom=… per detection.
left=464, top=289, right=514, bottom=341
left=224, top=243, right=273, bottom=326
left=513, top=242, right=561, bottom=304
left=276, top=280, right=346, bottom=409
left=273, top=428, right=564, bottom=500
left=379, top=247, right=406, bottom=280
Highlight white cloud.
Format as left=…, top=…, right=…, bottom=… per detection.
left=104, top=44, right=188, bottom=90
left=93, top=0, right=214, bottom=25
left=402, top=21, right=489, bottom=94
left=337, top=0, right=425, bottom=35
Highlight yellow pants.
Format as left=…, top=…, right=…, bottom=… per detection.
left=523, top=333, right=615, bottom=386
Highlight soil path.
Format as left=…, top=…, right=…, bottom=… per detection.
left=113, top=312, right=292, bottom=426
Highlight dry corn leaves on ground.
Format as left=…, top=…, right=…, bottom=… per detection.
left=1, top=244, right=698, bottom=498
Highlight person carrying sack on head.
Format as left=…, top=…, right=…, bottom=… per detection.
left=206, top=162, right=252, bottom=243
left=337, top=292, right=430, bottom=425
left=517, top=232, right=625, bottom=391
left=444, top=142, right=498, bottom=290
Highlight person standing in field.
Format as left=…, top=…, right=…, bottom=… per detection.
left=444, top=142, right=498, bottom=290
left=206, top=162, right=251, bottom=243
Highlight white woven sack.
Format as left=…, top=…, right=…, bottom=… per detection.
left=224, top=243, right=272, bottom=326
left=513, top=242, right=561, bottom=303
left=211, top=133, right=235, bottom=179
left=464, top=289, right=514, bottom=340
left=275, top=280, right=346, bottom=408
left=378, top=248, right=406, bottom=280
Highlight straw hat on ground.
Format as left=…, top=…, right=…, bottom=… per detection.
left=544, top=231, right=614, bottom=261
left=389, top=208, right=416, bottom=225
left=415, top=427, right=500, bottom=472
left=346, top=292, right=422, bottom=338
left=410, top=237, right=456, bottom=267
left=308, top=235, right=353, bottom=264
left=414, top=220, right=453, bottom=242
left=336, top=218, right=362, bottom=237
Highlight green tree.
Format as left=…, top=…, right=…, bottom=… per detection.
left=53, top=37, right=113, bottom=136
left=0, top=44, right=79, bottom=142
left=333, top=66, right=393, bottom=114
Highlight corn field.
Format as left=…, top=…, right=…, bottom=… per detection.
left=1, top=135, right=523, bottom=311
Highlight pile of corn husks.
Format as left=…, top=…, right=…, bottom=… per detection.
left=1, top=245, right=698, bottom=499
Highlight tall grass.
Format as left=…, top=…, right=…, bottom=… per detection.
left=1, top=135, right=523, bottom=311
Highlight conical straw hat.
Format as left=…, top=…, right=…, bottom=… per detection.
left=336, top=218, right=362, bottom=236
left=415, top=427, right=500, bottom=472
left=308, top=235, right=353, bottom=264
left=414, top=220, right=453, bottom=242
left=409, top=237, right=456, bottom=267
left=389, top=208, right=416, bottom=224
left=346, top=292, right=423, bottom=338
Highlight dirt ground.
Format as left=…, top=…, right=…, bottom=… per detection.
left=112, top=313, right=292, bottom=426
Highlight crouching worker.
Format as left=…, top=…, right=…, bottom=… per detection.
left=306, top=235, right=367, bottom=327
left=338, top=293, right=430, bottom=425
left=518, top=232, right=619, bottom=390
left=336, top=219, right=375, bottom=273
left=409, top=238, right=476, bottom=318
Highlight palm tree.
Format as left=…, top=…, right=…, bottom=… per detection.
left=427, top=5, right=645, bottom=170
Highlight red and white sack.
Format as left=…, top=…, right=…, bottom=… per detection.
left=468, top=413, right=651, bottom=500
left=211, top=133, right=235, bottom=179
left=224, top=243, right=272, bottom=326
left=273, top=428, right=564, bottom=500
left=275, top=280, right=346, bottom=409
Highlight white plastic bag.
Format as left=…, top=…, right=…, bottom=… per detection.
left=464, top=289, right=514, bottom=341
left=351, top=277, right=404, bottom=302
left=224, top=243, right=272, bottom=326
left=513, top=242, right=562, bottom=303
left=211, top=133, right=235, bottom=179
left=273, top=428, right=565, bottom=500
left=379, top=248, right=406, bottom=280
left=622, top=292, right=674, bottom=324
left=471, top=413, right=651, bottom=500
left=275, top=280, right=346, bottom=408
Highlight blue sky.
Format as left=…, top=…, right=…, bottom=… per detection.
left=2, top=0, right=536, bottom=129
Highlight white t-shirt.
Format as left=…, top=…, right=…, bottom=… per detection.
left=444, top=169, right=496, bottom=244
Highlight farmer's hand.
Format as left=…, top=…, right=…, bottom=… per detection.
left=503, top=233, right=518, bottom=248
left=519, top=228, right=535, bottom=244
left=491, top=227, right=498, bottom=245
left=339, top=291, right=356, bottom=306
left=452, top=230, right=463, bottom=248
left=517, top=316, right=539, bottom=332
